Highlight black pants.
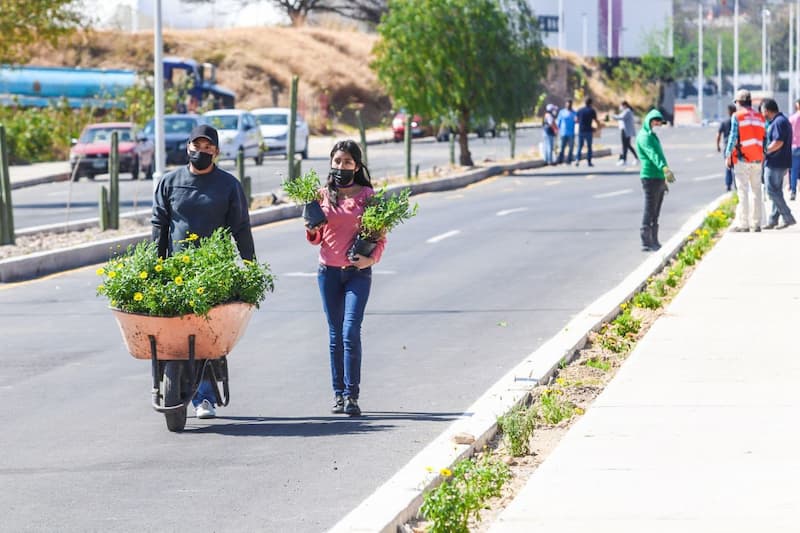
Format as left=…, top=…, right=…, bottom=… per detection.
left=620, top=132, right=638, bottom=162
left=641, top=178, right=666, bottom=227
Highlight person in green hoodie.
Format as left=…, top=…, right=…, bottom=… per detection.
left=635, top=109, right=675, bottom=251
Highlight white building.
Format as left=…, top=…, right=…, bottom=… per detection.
left=81, top=0, right=284, bottom=30
left=529, top=0, right=673, bottom=58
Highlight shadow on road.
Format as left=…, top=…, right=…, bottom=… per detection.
left=185, top=410, right=464, bottom=437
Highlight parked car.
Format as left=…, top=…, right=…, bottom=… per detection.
left=435, top=115, right=497, bottom=141
left=69, top=122, right=154, bottom=181
left=142, top=114, right=205, bottom=165
left=391, top=111, right=428, bottom=142
left=251, top=107, right=310, bottom=159
left=202, top=109, right=264, bottom=164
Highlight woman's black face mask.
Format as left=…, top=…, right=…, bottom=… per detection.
left=330, top=168, right=355, bottom=187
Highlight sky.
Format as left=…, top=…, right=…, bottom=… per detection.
left=80, top=0, right=285, bottom=30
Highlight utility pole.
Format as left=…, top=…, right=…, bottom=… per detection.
left=717, top=36, right=722, bottom=120
left=790, top=3, right=794, bottom=108
left=698, top=4, right=704, bottom=123
left=734, top=0, right=739, bottom=91
left=558, top=0, right=565, bottom=51
left=152, top=0, right=165, bottom=191
left=582, top=13, right=588, bottom=57
left=607, top=0, right=612, bottom=58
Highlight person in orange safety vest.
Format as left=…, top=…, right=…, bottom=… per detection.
left=725, top=89, right=766, bottom=232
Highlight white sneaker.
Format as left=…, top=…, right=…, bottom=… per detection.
left=196, top=399, right=216, bottom=419
left=616, top=159, right=625, bottom=166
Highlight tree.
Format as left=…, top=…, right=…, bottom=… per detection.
left=0, top=0, right=84, bottom=64
left=372, top=0, right=547, bottom=166
left=268, top=0, right=325, bottom=26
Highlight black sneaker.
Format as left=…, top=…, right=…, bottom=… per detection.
left=344, top=397, right=361, bottom=417
left=791, top=192, right=797, bottom=201
left=331, top=395, right=345, bottom=414
left=764, top=223, right=778, bottom=230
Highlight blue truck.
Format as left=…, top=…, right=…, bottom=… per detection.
left=0, top=57, right=235, bottom=110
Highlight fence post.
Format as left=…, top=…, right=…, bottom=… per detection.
left=236, top=146, right=245, bottom=182
left=288, top=75, right=299, bottom=180
left=0, top=124, right=14, bottom=244
left=99, top=186, right=109, bottom=231
left=108, top=131, right=120, bottom=230
left=509, top=123, right=517, bottom=159
left=404, top=113, right=412, bottom=180
left=356, top=109, right=368, bottom=166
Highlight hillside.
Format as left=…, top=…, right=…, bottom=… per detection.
left=27, top=26, right=389, bottom=132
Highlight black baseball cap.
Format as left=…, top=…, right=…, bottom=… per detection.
left=189, top=124, right=219, bottom=146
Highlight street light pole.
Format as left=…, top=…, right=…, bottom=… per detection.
left=717, top=35, right=722, bottom=119
left=152, top=0, right=165, bottom=190
left=762, top=8, right=768, bottom=92
left=790, top=3, right=794, bottom=108
left=698, top=3, right=703, bottom=123
left=607, top=0, right=612, bottom=58
left=582, top=13, right=588, bottom=57
left=558, top=0, right=565, bottom=51
left=734, top=0, right=739, bottom=91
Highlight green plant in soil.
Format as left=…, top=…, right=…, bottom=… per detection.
left=536, top=388, right=575, bottom=425
left=584, top=356, right=612, bottom=372
left=497, top=402, right=536, bottom=457
left=419, top=454, right=510, bottom=533
left=281, top=169, right=322, bottom=204
left=358, top=187, right=419, bottom=241
left=612, top=306, right=641, bottom=338
left=633, top=290, right=662, bottom=310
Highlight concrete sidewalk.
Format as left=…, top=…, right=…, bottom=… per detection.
left=489, top=225, right=800, bottom=532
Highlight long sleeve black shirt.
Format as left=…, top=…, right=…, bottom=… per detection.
left=151, top=165, right=255, bottom=260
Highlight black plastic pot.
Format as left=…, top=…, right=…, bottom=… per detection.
left=348, top=236, right=378, bottom=258
left=302, top=200, right=327, bottom=228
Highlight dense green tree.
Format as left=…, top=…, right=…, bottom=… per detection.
left=0, top=0, right=84, bottom=64
left=372, top=0, right=547, bottom=166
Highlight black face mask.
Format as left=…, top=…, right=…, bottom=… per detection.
left=189, top=150, right=214, bottom=171
left=330, top=168, right=355, bottom=187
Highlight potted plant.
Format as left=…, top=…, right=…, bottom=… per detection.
left=349, top=187, right=419, bottom=258
left=281, top=169, right=327, bottom=228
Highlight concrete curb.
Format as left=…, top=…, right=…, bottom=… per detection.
left=0, top=149, right=608, bottom=283
left=10, top=171, right=71, bottom=190
left=327, top=191, right=732, bottom=533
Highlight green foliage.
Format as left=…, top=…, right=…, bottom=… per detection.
left=0, top=0, right=83, bottom=64
left=420, top=455, right=510, bottom=533
left=358, top=187, right=418, bottom=240
left=612, top=307, right=641, bottom=338
left=372, top=0, right=547, bottom=164
left=633, top=290, right=662, bottom=310
left=497, top=403, right=536, bottom=456
left=535, top=388, right=575, bottom=425
left=584, top=357, right=611, bottom=372
left=96, top=228, right=274, bottom=317
left=281, top=169, right=322, bottom=204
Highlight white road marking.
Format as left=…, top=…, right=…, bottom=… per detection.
left=692, top=173, right=723, bottom=181
left=284, top=270, right=397, bottom=277
left=544, top=180, right=561, bottom=186
left=426, top=230, right=460, bottom=244
left=593, top=189, right=633, bottom=199
left=496, top=207, right=529, bottom=217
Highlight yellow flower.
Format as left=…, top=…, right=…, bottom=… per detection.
left=182, top=255, right=190, bottom=264
left=111, top=300, right=117, bottom=307
left=188, top=233, right=199, bottom=241
left=440, top=468, right=452, bottom=477
left=243, top=259, right=252, bottom=265
left=108, top=271, right=117, bottom=279
left=174, top=276, right=184, bottom=285
left=555, top=377, right=566, bottom=386
left=155, top=264, right=163, bottom=272
left=425, top=466, right=433, bottom=473
left=139, top=271, right=148, bottom=279
left=189, top=300, right=195, bottom=306
left=574, top=407, right=586, bottom=415
left=197, top=287, right=205, bottom=295
left=96, top=268, right=105, bottom=276
left=157, top=257, right=163, bottom=263
left=97, top=284, right=104, bottom=291
left=134, top=292, right=143, bottom=301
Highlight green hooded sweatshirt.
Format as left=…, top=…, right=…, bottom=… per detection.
left=635, top=109, right=669, bottom=180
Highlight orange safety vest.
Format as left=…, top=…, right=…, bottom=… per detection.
left=733, top=108, right=766, bottom=164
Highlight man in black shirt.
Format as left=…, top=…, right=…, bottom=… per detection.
left=716, top=104, right=736, bottom=191
left=575, top=97, right=601, bottom=167
left=151, top=124, right=255, bottom=419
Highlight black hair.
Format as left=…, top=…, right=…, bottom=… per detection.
left=727, top=104, right=737, bottom=114
left=762, top=98, right=779, bottom=113
left=585, top=97, right=593, bottom=106
left=621, top=100, right=629, bottom=108
left=795, top=99, right=800, bottom=108
left=326, top=139, right=373, bottom=205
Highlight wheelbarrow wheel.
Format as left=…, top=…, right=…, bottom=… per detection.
left=161, top=361, right=187, bottom=432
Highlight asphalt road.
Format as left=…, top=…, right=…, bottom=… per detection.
left=11, top=129, right=538, bottom=230
left=0, top=126, right=727, bottom=531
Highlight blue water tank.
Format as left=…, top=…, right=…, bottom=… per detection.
left=0, top=65, right=137, bottom=100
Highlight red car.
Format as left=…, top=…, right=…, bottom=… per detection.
left=69, top=122, right=154, bottom=181
left=391, top=111, right=428, bottom=142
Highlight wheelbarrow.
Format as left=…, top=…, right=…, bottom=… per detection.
left=110, top=302, right=255, bottom=432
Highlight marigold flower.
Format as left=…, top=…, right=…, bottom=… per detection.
left=425, top=466, right=433, bottom=473
left=189, top=300, right=195, bottom=306
left=155, top=264, right=163, bottom=272
left=182, top=255, right=190, bottom=264
left=197, top=287, right=205, bottom=295
left=139, top=271, right=148, bottom=279
left=134, top=292, right=143, bottom=301
left=574, top=407, right=586, bottom=415
left=108, top=271, right=117, bottom=279
left=188, top=233, right=199, bottom=241
left=440, top=468, right=452, bottom=477
left=96, top=268, right=105, bottom=276
left=174, top=276, right=184, bottom=285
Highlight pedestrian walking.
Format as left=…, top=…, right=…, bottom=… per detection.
left=760, top=98, right=796, bottom=229
left=716, top=104, right=737, bottom=191
left=788, top=99, right=800, bottom=201
left=556, top=99, right=577, bottom=164
left=613, top=101, right=638, bottom=166
left=305, top=140, right=385, bottom=417
left=635, top=109, right=674, bottom=251
left=542, top=104, right=558, bottom=165
left=151, top=124, right=256, bottom=419
left=575, top=97, right=601, bottom=167
left=725, top=89, right=767, bottom=232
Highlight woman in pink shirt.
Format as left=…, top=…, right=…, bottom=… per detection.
left=306, top=140, right=386, bottom=417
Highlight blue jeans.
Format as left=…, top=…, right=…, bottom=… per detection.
left=543, top=133, right=555, bottom=164
left=192, top=378, right=215, bottom=407
left=791, top=148, right=800, bottom=194
left=766, top=167, right=796, bottom=225
left=558, top=135, right=574, bottom=163
left=576, top=132, right=593, bottom=164
left=724, top=164, right=734, bottom=191
left=317, top=264, right=372, bottom=399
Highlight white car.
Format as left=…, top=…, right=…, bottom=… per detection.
left=202, top=109, right=264, bottom=165
left=252, top=107, right=310, bottom=159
